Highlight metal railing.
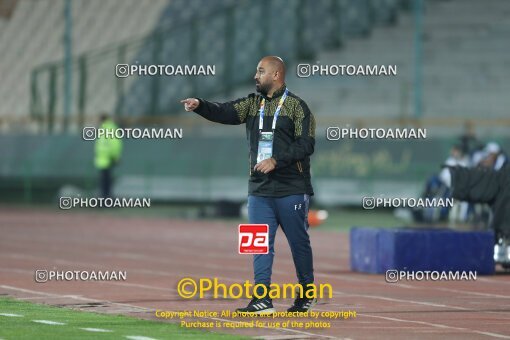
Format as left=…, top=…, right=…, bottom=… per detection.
left=30, top=0, right=401, bottom=133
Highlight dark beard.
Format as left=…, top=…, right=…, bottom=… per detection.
left=256, top=82, right=270, bottom=96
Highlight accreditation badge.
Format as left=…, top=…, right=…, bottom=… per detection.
left=257, top=132, right=274, bottom=163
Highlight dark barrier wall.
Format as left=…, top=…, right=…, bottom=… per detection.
left=1, top=134, right=508, bottom=204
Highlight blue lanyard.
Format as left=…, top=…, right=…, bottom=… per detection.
left=258, top=88, right=288, bottom=131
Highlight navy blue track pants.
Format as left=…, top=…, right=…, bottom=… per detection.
left=247, top=194, right=314, bottom=290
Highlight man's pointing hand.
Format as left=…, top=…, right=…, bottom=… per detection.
left=180, top=98, right=200, bottom=112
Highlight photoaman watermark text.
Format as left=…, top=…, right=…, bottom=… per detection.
left=177, top=278, right=332, bottom=300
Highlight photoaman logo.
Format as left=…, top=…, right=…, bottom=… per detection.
left=177, top=278, right=333, bottom=300
left=238, top=224, right=269, bottom=254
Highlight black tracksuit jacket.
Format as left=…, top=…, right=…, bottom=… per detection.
left=194, top=84, right=316, bottom=197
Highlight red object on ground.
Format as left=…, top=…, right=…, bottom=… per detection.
left=308, top=209, right=328, bottom=227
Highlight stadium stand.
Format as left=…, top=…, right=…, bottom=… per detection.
left=1, top=0, right=509, bottom=205
left=0, top=0, right=168, bottom=131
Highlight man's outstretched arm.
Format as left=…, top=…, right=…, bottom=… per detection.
left=181, top=96, right=253, bottom=125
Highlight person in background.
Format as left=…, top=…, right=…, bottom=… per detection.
left=438, top=144, right=469, bottom=223
left=94, top=113, right=122, bottom=198
left=480, top=142, right=508, bottom=171
left=458, top=120, right=482, bottom=158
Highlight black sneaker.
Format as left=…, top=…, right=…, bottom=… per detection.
left=287, top=287, right=317, bottom=312
left=236, top=297, right=275, bottom=314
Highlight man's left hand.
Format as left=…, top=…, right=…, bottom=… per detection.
left=254, top=158, right=277, bottom=174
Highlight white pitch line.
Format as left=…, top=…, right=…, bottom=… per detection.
left=208, top=316, right=340, bottom=339
left=32, top=320, right=66, bottom=325
left=435, top=287, right=510, bottom=299
left=300, top=302, right=510, bottom=339
left=331, top=292, right=470, bottom=311
left=255, top=336, right=320, bottom=339
left=358, top=313, right=510, bottom=339
left=0, top=313, right=23, bottom=317
left=327, top=292, right=510, bottom=321
left=8, top=250, right=504, bottom=301
left=316, top=271, right=417, bottom=289
left=4, top=277, right=507, bottom=339
left=476, top=277, right=510, bottom=286
left=80, top=327, right=113, bottom=333
left=122, top=247, right=510, bottom=302
left=2, top=246, right=507, bottom=337
left=0, top=284, right=340, bottom=339
left=91, top=240, right=497, bottom=295
left=125, top=336, right=158, bottom=340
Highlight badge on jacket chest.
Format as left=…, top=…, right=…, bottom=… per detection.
left=257, top=132, right=274, bottom=163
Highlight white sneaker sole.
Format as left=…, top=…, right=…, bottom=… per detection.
left=289, top=298, right=318, bottom=312
left=254, top=308, right=276, bottom=315
left=237, top=308, right=276, bottom=315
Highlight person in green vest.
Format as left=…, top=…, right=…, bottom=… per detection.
left=94, top=113, right=122, bottom=198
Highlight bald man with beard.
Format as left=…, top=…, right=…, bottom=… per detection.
left=182, top=56, right=317, bottom=314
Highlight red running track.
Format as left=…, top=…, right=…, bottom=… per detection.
left=1, top=206, right=510, bottom=339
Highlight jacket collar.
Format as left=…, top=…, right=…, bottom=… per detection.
left=263, top=83, right=287, bottom=101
